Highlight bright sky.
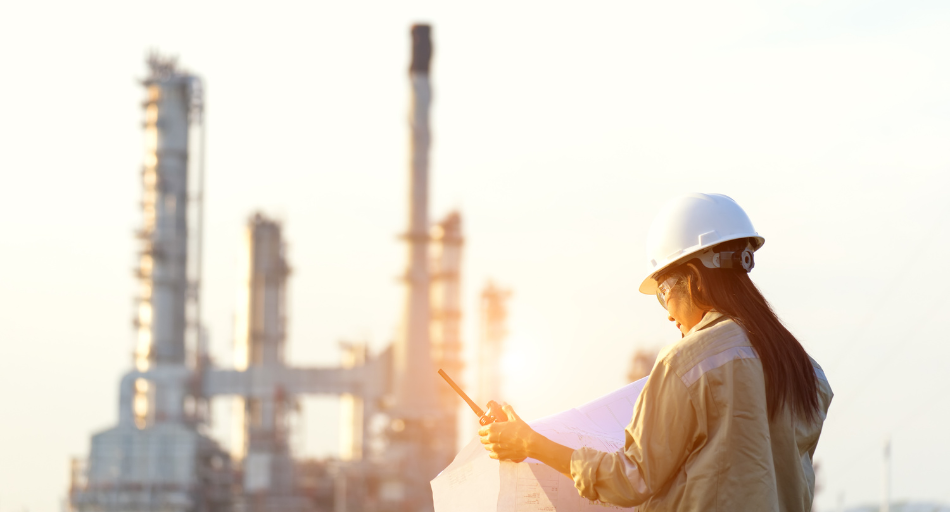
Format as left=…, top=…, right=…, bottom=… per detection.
left=1, top=1, right=948, bottom=511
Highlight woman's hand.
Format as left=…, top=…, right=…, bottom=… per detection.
left=478, top=404, right=537, bottom=462
left=479, top=403, right=576, bottom=479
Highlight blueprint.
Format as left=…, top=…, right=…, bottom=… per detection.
left=431, top=377, right=647, bottom=512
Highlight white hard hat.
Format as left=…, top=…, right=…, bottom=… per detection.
left=639, top=193, right=765, bottom=294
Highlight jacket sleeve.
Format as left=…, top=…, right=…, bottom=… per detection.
left=570, top=359, right=701, bottom=507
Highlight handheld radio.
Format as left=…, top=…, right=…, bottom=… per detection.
left=437, top=369, right=508, bottom=425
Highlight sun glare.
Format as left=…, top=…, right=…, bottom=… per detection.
left=498, top=338, right=538, bottom=402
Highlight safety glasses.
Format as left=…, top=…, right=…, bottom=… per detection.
left=656, top=276, right=679, bottom=310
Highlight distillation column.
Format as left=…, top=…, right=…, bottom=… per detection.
left=430, top=212, right=464, bottom=446
left=478, top=282, right=511, bottom=409
left=232, top=213, right=299, bottom=505
left=136, top=57, right=189, bottom=372
left=132, top=54, right=204, bottom=426
left=71, top=55, right=232, bottom=512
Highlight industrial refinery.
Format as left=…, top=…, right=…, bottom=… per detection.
left=67, top=25, right=509, bottom=512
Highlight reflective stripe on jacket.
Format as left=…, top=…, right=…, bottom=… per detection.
left=570, top=311, right=834, bottom=511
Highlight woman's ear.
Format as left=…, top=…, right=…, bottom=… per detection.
left=684, top=263, right=707, bottom=311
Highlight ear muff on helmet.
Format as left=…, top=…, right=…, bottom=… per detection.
left=694, top=241, right=756, bottom=273
left=718, top=249, right=755, bottom=272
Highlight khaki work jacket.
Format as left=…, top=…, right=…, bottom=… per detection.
left=570, top=312, right=833, bottom=511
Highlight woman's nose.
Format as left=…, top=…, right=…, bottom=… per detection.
left=668, top=314, right=675, bottom=322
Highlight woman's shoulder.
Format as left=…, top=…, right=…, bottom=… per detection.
left=809, top=356, right=834, bottom=409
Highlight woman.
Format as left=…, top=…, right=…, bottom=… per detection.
left=479, top=193, right=833, bottom=512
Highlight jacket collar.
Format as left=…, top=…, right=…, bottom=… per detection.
left=686, top=310, right=724, bottom=336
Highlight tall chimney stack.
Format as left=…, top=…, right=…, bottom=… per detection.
left=394, top=24, right=438, bottom=416
left=383, top=24, right=450, bottom=512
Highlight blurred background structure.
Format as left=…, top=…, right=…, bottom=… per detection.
left=477, top=282, right=510, bottom=409
left=625, top=347, right=659, bottom=384
left=70, top=55, right=234, bottom=512
left=68, top=26, right=494, bottom=512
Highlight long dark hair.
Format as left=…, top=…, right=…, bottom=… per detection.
left=665, top=239, right=820, bottom=423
